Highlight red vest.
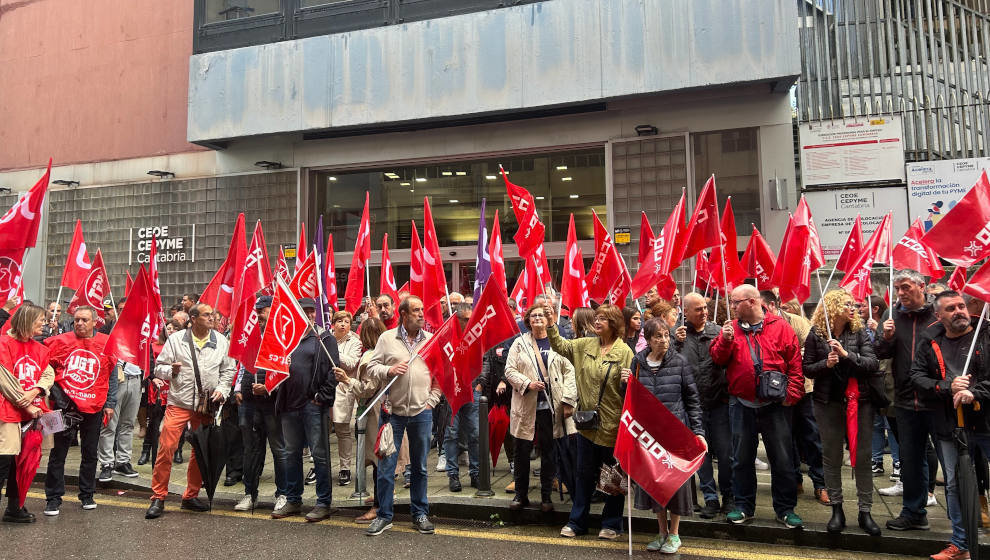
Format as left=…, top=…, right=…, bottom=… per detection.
left=45, top=332, right=114, bottom=414
left=0, top=335, right=52, bottom=422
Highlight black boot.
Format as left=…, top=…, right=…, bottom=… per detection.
left=138, top=444, right=151, bottom=466
left=827, top=504, right=845, bottom=533
left=858, top=511, right=881, bottom=536
left=173, top=446, right=183, bottom=464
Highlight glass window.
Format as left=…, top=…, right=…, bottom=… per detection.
left=300, top=0, right=353, bottom=6
left=692, top=128, right=761, bottom=232
left=311, top=149, right=606, bottom=253
left=206, top=0, right=280, bottom=23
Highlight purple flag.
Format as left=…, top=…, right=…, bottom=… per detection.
left=313, top=215, right=332, bottom=328
left=474, top=198, right=491, bottom=302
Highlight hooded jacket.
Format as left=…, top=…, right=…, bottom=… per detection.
left=803, top=326, right=880, bottom=405
left=873, top=302, right=938, bottom=411
left=154, top=329, right=237, bottom=411
left=629, top=347, right=704, bottom=437
left=709, top=311, right=804, bottom=406
left=675, top=321, right=726, bottom=408
left=274, top=330, right=339, bottom=414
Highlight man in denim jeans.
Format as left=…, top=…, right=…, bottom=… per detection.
left=908, top=290, right=990, bottom=560
left=272, top=298, right=339, bottom=522
left=710, top=285, right=805, bottom=529
left=366, top=296, right=442, bottom=536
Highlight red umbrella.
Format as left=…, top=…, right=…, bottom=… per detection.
left=15, top=422, right=43, bottom=508
left=845, top=378, right=860, bottom=467
left=488, top=405, right=510, bottom=467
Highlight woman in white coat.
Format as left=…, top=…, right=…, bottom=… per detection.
left=330, top=311, right=363, bottom=486
left=504, top=305, right=578, bottom=513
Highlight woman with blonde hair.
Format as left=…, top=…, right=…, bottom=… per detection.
left=0, top=304, right=52, bottom=522
left=803, top=289, right=881, bottom=536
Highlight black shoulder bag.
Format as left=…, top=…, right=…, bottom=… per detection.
left=574, top=362, right=614, bottom=430
left=745, top=332, right=787, bottom=403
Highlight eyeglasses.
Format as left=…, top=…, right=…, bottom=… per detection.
left=729, top=298, right=750, bottom=307
left=529, top=313, right=546, bottom=318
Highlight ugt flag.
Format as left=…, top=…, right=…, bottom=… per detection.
left=614, top=376, right=707, bottom=507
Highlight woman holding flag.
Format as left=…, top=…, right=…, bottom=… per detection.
left=543, top=302, right=633, bottom=540
left=629, top=317, right=705, bottom=554
left=503, top=304, right=577, bottom=513
left=803, top=289, right=882, bottom=536
left=0, top=304, right=52, bottom=523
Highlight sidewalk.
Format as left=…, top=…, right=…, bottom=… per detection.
left=36, top=433, right=988, bottom=558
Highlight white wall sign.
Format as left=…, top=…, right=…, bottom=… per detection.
left=906, top=157, right=990, bottom=232
left=805, top=187, right=910, bottom=260
left=128, top=225, right=196, bottom=265
left=799, top=117, right=906, bottom=186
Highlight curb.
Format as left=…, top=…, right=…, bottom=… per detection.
left=40, top=472, right=985, bottom=557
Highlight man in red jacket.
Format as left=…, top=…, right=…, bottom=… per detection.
left=710, top=284, right=804, bottom=529
left=41, top=305, right=117, bottom=516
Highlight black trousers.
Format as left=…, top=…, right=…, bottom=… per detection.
left=0, top=455, right=16, bottom=511
left=513, top=408, right=556, bottom=502
left=144, top=403, right=166, bottom=464
left=46, top=410, right=104, bottom=502
left=223, top=402, right=243, bottom=476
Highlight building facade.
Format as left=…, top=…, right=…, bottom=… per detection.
left=0, top=0, right=801, bottom=306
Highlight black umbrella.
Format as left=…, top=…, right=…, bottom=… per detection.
left=186, top=410, right=228, bottom=507
left=432, top=398, right=452, bottom=453
left=553, top=433, right=578, bottom=501
left=955, top=406, right=981, bottom=560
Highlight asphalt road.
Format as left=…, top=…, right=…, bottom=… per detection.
left=0, top=488, right=910, bottom=560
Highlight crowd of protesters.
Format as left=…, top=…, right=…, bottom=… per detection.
left=0, top=267, right=988, bottom=560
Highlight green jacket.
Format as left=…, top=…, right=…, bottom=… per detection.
left=547, top=325, right=634, bottom=447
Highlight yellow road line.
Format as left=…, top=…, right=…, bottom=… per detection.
left=27, top=492, right=857, bottom=560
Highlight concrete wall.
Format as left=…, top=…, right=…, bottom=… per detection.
left=187, top=0, right=800, bottom=144
left=0, top=0, right=205, bottom=171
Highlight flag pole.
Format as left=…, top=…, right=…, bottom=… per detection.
left=961, top=303, right=987, bottom=378
left=357, top=350, right=420, bottom=422
left=627, top=475, right=633, bottom=557
left=888, top=235, right=895, bottom=321
left=816, top=269, right=832, bottom=339
left=52, top=286, right=63, bottom=322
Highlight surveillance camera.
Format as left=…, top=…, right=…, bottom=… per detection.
left=449, top=251, right=457, bottom=257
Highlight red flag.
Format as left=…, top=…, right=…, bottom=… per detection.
left=66, top=251, right=110, bottom=325
left=397, top=281, right=409, bottom=295
left=422, top=198, right=447, bottom=329
left=614, top=376, right=707, bottom=507
left=523, top=243, right=553, bottom=310
left=0, top=248, right=26, bottom=309
left=893, top=218, right=945, bottom=280
left=740, top=225, right=777, bottom=288
left=104, top=266, right=161, bottom=373
left=124, top=271, right=133, bottom=298
left=450, top=281, right=520, bottom=415
left=561, top=214, right=590, bottom=315
left=0, top=159, right=50, bottom=250
left=288, top=249, right=320, bottom=299
left=344, top=192, right=372, bottom=314
left=257, top=278, right=311, bottom=379
left=61, top=220, right=92, bottom=289
left=863, top=211, right=894, bottom=266
left=677, top=175, right=720, bottom=263
left=324, top=234, right=338, bottom=312
left=948, top=266, right=968, bottom=291
left=501, top=167, right=545, bottom=259
left=923, top=170, right=990, bottom=267
left=587, top=210, right=625, bottom=304
left=201, top=214, right=247, bottom=318
left=294, top=222, right=308, bottom=274
left=694, top=251, right=715, bottom=294
left=417, top=314, right=463, bottom=407
left=771, top=215, right=812, bottom=303
left=708, top=198, right=747, bottom=291
left=632, top=194, right=686, bottom=298
left=794, top=196, right=826, bottom=270
left=509, top=269, right=527, bottom=311
left=409, top=222, right=424, bottom=300
left=276, top=246, right=290, bottom=283
left=380, top=233, right=400, bottom=308
left=840, top=212, right=893, bottom=301
left=963, top=259, right=990, bottom=302
left=638, top=212, right=655, bottom=266
left=229, top=221, right=273, bottom=371
left=835, top=215, right=864, bottom=273
left=488, top=210, right=507, bottom=293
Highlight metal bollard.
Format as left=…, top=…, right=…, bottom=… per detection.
left=475, top=395, right=494, bottom=497
left=351, top=415, right=369, bottom=499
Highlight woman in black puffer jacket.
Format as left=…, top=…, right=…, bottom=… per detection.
left=803, top=289, right=881, bottom=537
left=626, top=318, right=704, bottom=554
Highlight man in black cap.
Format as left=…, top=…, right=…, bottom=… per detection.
left=271, top=298, right=339, bottom=522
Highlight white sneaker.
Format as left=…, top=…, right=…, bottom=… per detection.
left=878, top=480, right=903, bottom=496
left=234, top=495, right=256, bottom=511
left=927, top=492, right=938, bottom=507
left=435, top=454, right=447, bottom=472
left=598, top=528, right=618, bottom=540
left=273, top=495, right=288, bottom=513
left=754, top=458, right=770, bottom=471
